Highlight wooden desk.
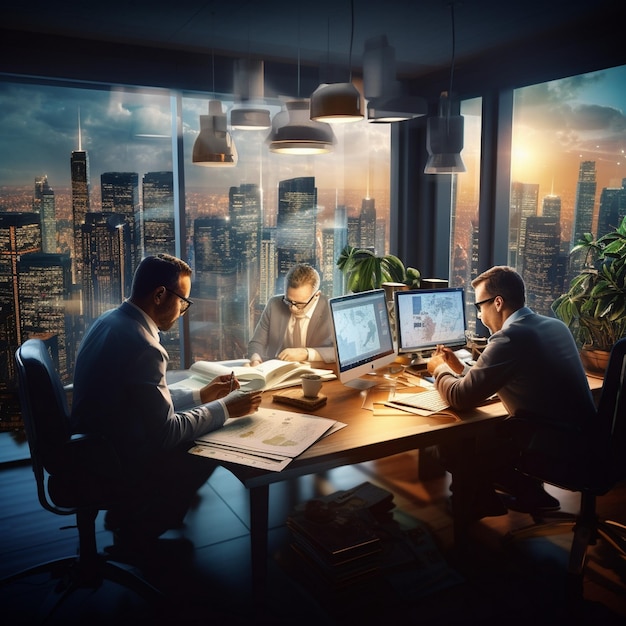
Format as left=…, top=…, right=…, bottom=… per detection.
left=216, top=374, right=509, bottom=595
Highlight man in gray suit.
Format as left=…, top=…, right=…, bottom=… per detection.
left=72, top=254, right=262, bottom=554
left=248, top=263, right=335, bottom=365
left=427, top=266, right=597, bottom=518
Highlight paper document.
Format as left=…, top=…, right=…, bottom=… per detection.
left=190, top=407, right=345, bottom=471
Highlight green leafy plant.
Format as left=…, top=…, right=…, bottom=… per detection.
left=336, top=245, right=421, bottom=293
left=552, top=216, right=626, bottom=352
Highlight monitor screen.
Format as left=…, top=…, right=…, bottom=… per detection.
left=329, top=289, right=397, bottom=389
left=394, top=288, right=467, bottom=355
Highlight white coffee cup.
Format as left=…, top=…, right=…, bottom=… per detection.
left=301, top=373, right=322, bottom=398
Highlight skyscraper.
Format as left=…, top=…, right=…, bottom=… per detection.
left=34, top=175, right=56, bottom=253
left=570, top=160, right=597, bottom=248
left=143, top=171, right=175, bottom=257
left=276, top=177, right=317, bottom=288
left=229, top=183, right=262, bottom=267
left=509, top=181, right=539, bottom=267
left=17, top=253, right=72, bottom=380
left=101, top=172, right=141, bottom=280
left=521, top=216, right=561, bottom=315
left=0, top=212, right=42, bottom=392
left=596, top=181, right=626, bottom=239
left=359, top=197, right=376, bottom=252
left=71, top=144, right=91, bottom=285
left=81, top=212, right=130, bottom=320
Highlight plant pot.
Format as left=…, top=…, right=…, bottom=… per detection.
left=580, top=348, right=610, bottom=378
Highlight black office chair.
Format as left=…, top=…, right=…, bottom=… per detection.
left=1, top=339, right=162, bottom=618
left=508, top=337, right=626, bottom=599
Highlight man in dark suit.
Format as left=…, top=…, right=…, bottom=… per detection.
left=71, top=254, right=262, bottom=553
left=248, top=263, right=335, bottom=365
left=427, top=265, right=597, bottom=517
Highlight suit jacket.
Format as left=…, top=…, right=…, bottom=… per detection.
left=435, top=307, right=596, bottom=430
left=248, top=294, right=335, bottom=362
left=71, top=301, right=226, bottom=471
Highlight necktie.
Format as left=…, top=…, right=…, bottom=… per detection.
left=293, top=316, right=305, bottom=348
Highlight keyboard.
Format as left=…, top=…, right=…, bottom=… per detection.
left=391, top=389, right=450, bottom=413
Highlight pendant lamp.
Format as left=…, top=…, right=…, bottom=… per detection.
left=363, top=36, right=427, bottom=123
left=310, top=0, right=363, bottom=124
left=310, top=82, right=363, bottom=123
left=230, top=58, right=272, bottom=130
left=192, top=100, right=238, bottom=166
left=424, top=92, right=466, bottom=174
left=423, top=3, right=466, bottom=174
left=267, top=100, right=336, bottom=155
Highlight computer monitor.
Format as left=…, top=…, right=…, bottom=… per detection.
left=329, top=289, right=397, bottom=389
left=394, top=287, right=467, bottom=364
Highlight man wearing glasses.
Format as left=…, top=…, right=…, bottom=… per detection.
left=248, top=263, right=334, bottom=366
left=426, top=266, right=596, bottom=518
left=71, top=254, right=262, bottom=560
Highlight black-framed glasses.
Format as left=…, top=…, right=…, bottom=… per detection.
left=473, top=296, right=497, bottom=312
left=282, top=291, right=318, bottom=310
left=165, top=287, right=193, bottom=313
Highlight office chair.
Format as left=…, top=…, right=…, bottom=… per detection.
left=1, top=339, right=162, bottom=618
left=508, top=337, right=626, bottom=598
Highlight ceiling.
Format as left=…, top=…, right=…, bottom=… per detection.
left=1, top=0, right=621, bottom=97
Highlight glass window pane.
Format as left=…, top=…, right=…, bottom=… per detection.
left=182, top=96, right=391, bottom=363
left=510, top=64, right=626, bottom=316
left=0, top=82, right=174, bottom=427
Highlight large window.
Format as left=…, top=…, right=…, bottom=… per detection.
left=509, top=64, right=626, bottom=315
left=0, top=80, right=391, bottom=428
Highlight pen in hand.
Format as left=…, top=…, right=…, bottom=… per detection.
left=229, top=371, right=235, bottom=393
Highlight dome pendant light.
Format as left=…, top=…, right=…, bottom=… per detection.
left=310, top=0, right=363, bottom=124
left=310, top=82, right=363, bottom=123
left=267, top=100, right=336, bottom=155
left=192, top=100, right=238, bottom=166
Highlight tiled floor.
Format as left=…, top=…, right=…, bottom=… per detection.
left=1, top=449, right=625, bottom=625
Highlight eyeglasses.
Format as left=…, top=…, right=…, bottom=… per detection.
left=473, top=296, right=497, bottom=313
left=165, top=287, right=193, bottom=314
left=282, top=291, right=317, bottom=310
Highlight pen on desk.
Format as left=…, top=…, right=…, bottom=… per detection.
left=229, top=371, right=235, bottom=393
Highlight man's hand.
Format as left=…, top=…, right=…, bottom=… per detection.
left=427, top=345, right=464, bottom=375
left=277, top=347, right=308, bottom=362
left=223, top=390, right=263, bottom=418
left=199, top=374, right=239, bottom=404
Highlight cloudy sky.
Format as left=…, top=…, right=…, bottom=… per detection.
left=510, top=64, right=626, bottom=197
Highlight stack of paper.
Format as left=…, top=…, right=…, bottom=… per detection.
left=188, top=407, right=345, bottom=471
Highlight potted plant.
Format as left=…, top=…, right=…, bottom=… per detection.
left=336, top=245, right=421, bottom=293
left=551, top=215, right=626, bottom=374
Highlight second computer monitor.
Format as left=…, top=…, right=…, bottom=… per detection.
left=394, top=287, right=467, bottom=357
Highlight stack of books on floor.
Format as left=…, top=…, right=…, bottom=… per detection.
left=286, top=482, right=395, bottom=587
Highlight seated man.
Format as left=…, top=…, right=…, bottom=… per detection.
left=427, top=265, right=597, bottom=518
left=248, top=263, right=335, bottom=366
left=71, top=254, right=262, bottom=554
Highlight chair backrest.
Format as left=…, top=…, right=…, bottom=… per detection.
left=15, top=339, right=75, bottom=514
left=595, top=337, right=626, bottom=482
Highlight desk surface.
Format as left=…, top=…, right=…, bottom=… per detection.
left=219, top=369, right=604, bottom=489
left=222, top=373, right=509, bottom=488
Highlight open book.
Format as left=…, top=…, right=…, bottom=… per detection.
left=169, top=358, right=336, bottom=392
